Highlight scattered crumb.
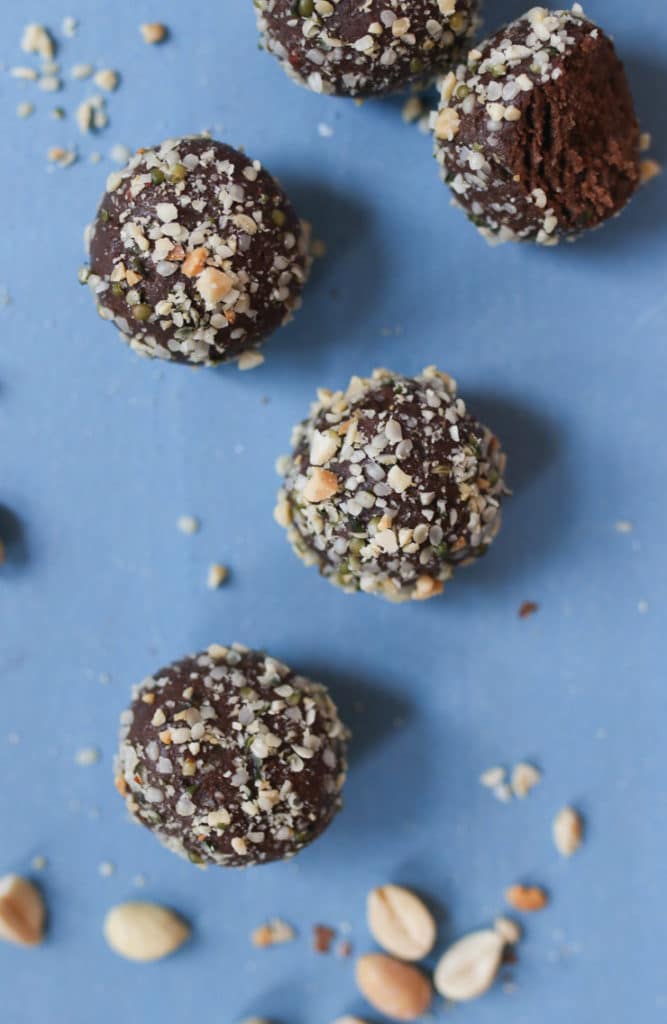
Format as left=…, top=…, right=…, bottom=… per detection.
left=207, top=563, right=229, bottom=589
left=38, top=76, right=62, bottom=93
left=133, top=874, right=147, bottom=888
left=71, top=63, right=94, bottom=80
left=89, top=151, right=102, bottom=164
left=75, top=746, right=100, bottom=766
left=110, top=143, right=131, bottom=164
left=336, top=939, right=353, bottom=957
left=48, top=145, right=77, bottom=168
left=480, top=766, right=505, bottom=789
left=177, top=515, right=200, bottom=535
left=10, top=66, right=38, bottom=81
left=140, top=22, right=168, bottom=45
left=99, top=672, right=111, bottom=685
left=640, top=159, right=662, bottom=186
left=402, top=96, right=424, bottom=123
left=505, top=885, right=549, bottom=913
left=16, top=102, right=34, bottom=118
left=510, top=762, right=541, bottom=799
left=7, top=732, right=20, bottom=745
left=313, top=924, right=336, bottom=953
left=614, top=519, right=633, bottom=533
left=553, top=806, right=584, bottom=857
left=51, top=106, right=65, bottom=120
left=62, top=16, right=78, bottom=38
left=238, top=350, right=265, bottom=371
left=251, top=919, right=295, bottom=948
left=21, top=23, right=56, bottom=60
left=317, top=122, right=334, bottom=138
left=518, top=601, right=539, bottom=619
left=638, top=599, right=649, bottom=614
left=31, top=855, right=48, bottom=872
left=98, top=861, right=116, bottom=878
left=94, top=69, right=119, bottom=92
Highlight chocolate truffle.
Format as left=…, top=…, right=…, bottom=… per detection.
left=433, top=6, right=640, bottom=244
left=275, top=367, right=507, bottom=601
left=115, top=645, right=348, bottom=867
left=255, top=0, right=479, bottom=98
left=83, top=136, right=310, bottom=365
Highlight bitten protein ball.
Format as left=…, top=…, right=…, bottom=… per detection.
left=275, top=367, right=507, bottom=602
left=255, top=0, right=479, bottom=98
left=115, top=645, right=348, bottom=867
left=433, top=6, right=640, bottom=244
left=83, top=137, right=311, bottom=365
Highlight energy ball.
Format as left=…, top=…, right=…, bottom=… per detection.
left=433, top=6, right=640, bottom=244
left=275, top=367, right=507, bottom=602
left=115, top=644, right=348, bottom=867
left=83, top=137, right=310, bottom=365
left=255, top=0, right=479, bottom=99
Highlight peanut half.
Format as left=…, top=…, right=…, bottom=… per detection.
left=434, top=929, right=504, bottom=1003
left=367, top=884, right=436, bottom=962
left=103, top=901, right=190, bottom=962
left=0, top=874, right=46, bottom=947
left=356, top=953, right=432, bottom=1021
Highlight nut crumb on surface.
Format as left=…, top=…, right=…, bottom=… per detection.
left=207, top=563, right=228, bottom=589
left=640, top=159, right=661, bottom=185
left=94, top=69, right=119, bottom=92
left=553, top=806, right=584, bottom=857
left=505, top=884, right=549, bottom=913
left=140, top=22, right=168, bottom=45
left=21, top=24, right=55, bottom=60
left=510, top=762, right=541, bottom=798
left=313, top=924, right=336, bottom=953
left=251, top=919, right=295, bottom=948
left=518, top=600, right=539, bottom=619
left=75, top=746, right=100, bottom=766
left=177, top=515, right=200, bottom=535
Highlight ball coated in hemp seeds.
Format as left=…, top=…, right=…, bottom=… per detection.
left=115, top=645, right=349, bottom=867
left=275, top=366, right=507, bottom=602
left=255, top=0, right=480, bottom=98
left=84, top=136, right=311, bottom=365
left=433, top=6, right=640, bottom=244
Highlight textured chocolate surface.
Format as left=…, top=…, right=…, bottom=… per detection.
left=433, top=7, right=640, bottom=244
left=116, top=645, right=348, bottom=867
left=85, top=137, right=310, bottom=365
left=255, top=0, right=479, bottom=98
left=275, top=367, right=507, bottom=602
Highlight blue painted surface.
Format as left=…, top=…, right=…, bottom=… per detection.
left=0, top=1, right=665, bottom=1021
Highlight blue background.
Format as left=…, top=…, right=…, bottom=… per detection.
left=1, top=1, right=665, bottom=1021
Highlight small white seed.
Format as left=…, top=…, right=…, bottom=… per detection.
left=434, top=929, right=504, bottom=1003
left=367, top=884, right=436, bottom=961
left=0, top=874, right=46, bottom=946
left=553, top=806, right=583, bottom=856
left=103, top=901, right=190, bottom=962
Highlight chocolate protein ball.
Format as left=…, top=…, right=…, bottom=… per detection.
left=433, top=6, right=640, bottom=244
left=255, top=0, right=479, bottom=98
left=83, top=136, right=310, bottom=365
left=115, top=644, right=348, bottom=867
left=275, top=367, right=507, bottom=602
